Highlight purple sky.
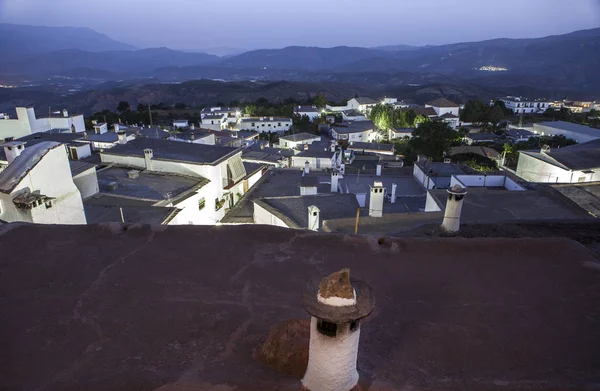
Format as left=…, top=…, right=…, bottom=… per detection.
left=1, top=0, right=599, bottom=51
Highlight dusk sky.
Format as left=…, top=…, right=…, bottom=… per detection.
left=1, top=0, right=600, bottom=51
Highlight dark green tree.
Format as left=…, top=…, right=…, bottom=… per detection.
left=487, top=105, right=505, bottom=125
left=314, top=94, right=328, bottom=109
left=460, top=100, right=489, bottom=123
left=117, top=101, right=130, bottom=113
left=408, top=121, right=461, bottom=161
left=174, top=102, right=187, bottom=109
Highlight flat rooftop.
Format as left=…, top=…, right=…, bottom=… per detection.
left=430, top=187, right=585, bottom=221
left=96, top=166, right=208, bottom=202
left=84, top=194, right=179, bottom=224
left=0, top=223, right=599, bottom=390
left=102, top=138, right=240, bottom=165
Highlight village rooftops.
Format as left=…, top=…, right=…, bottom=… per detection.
left=0, top=141, right=62, bottom=194
left=505, top=128, right=536, bottom=139
left=332, top=121, right=374, bottom=134
left=96, top=166, right=209, bottom=203
left=521, top=139, right=600, bottom=171
left=534, top=121, right=600, bottom=139
left=347, top=142, right=395, bottom=153
left=86, top=133, right=119, bottom=143
left=0, top=132, right=85, bottom=161
left=240, top=117, right=292, bottom=123
left=413, top=107, right=438, bottom=117
left=294, top=149, right=335, bottom=158
left=83, top=195, right=180, bottom=225
left=279, top=133, right=320, bottom=142
left=353, top=97, right=377, bottom=105
left=102, top=138, right=240, bottom=165
left=295, top=105, right=319, bottom=113
left=254, top=193, right=360, bottom=229
left=201, top=113, right=226, bottom=120
left=343, top=109, right=364, bottom=117
left=123, top=126, right=170, bottom=140
left=466, top=132, right=500, bottom=142
left=449, top=145, right=501, bottom=160
left=69, top=160, right=96, bottom=177
left=425, top=97, right=460, bottom=108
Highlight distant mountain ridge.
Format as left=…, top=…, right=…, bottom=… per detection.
left=0, top=24, right=599, bottom=94
left=0, top=23, right=136, bottom=53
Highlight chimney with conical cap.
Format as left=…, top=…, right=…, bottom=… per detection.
left=302, top=269, right=374, bottom=391
left=441, top=184, right=467, bottom=233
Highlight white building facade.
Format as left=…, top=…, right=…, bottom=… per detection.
left=0, top=107, right=85, bottom=141
left=238, top=117, right=292, bottom=133
left=0, top=141, right=87, bottom=224
left=498, top=97, right=549, bottom=114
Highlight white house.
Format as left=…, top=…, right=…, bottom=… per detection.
left=0, top=141, right=87, bottom=224
left=497, top=97, right=549, bottom=114
left=347, top=142, right=395, bottom=156
left=342, top=110, right=367, bottom=122
left=346, top=97, right=377, bottom=114
left=200, top=113, right=226, bottom=130
left=0, top=107, right=86, bottom=141
left=516, top=140, right=600, bottom=184
left=291, top=150, right=338, bottom=171
left=463, top=132, right=500, bottom=145
left=532, top=121, right=600, bottom=143
left=93, top=122, right=108, bottom=134
left=201, top=107, right=241, bottom=129
left=69, top=161, right=99, bottom=200
left=331, top=122, right=376, bottom=142
left=425, top=98, right=460, bottom=129
left=388, top=128, right=414, bottom=140
left=294, top=106, right=321, bottom=121
left=173, top=119, right=189, bottom=129
left=238, top=117, right=292, bottom=133
left=278, top=133, right=321, bottom=149
left=99, top=138, right=261, bottom=224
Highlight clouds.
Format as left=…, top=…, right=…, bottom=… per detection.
left=1, top=0, right=599, bottom=50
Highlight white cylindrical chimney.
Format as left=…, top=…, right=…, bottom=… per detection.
left=376, top=164, right=382, bottom=176
left=441, top=184, right=467, bottom=233
left=308, top=205, right=320, bottom=231
left=118, top=131, right=127, bottom=144
left=143, top=148, right=153, bottom=171
left=331, top=171, right=339, bottom=193
left=391, top=183, right=397, bottom=204
left=302, top=269, right=374, bottom=391
left=304, top=161, right=310, bottom=175
left=369, top=181, right=385, bottom=218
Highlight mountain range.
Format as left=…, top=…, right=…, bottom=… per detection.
left=0, top=23, right=599, bottom=113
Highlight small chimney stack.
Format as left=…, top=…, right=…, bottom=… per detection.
left=369, top=181, right=385, bottom=218
left=331, top=170, right=339, bottom=192
left=391, top=183, right=397, bottom=204
left=376, top=164, right=382, bottom=176
left=304, top=161, right=310, bottom=175
left=2, top=141, right=26, bottom=165
left=118, top=131, right=127, bottom=144
left=62, top=109, right=69, bottom=117
left=307, top=205, right=320, bottom=231
left=441, top=184, right=467, bottom=233
left=143, top=148, right=153, bottom=171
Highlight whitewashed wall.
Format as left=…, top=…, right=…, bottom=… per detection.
left=413, top=164, right=435, bottom=189
left=253, top=202, right=289, bottom=228
left=73, top=168, right=99, bottom=199
left=425, top=191, right=442, bottom=212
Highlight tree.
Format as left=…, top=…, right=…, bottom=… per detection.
left=117, top=101, right=130, bottom=113
left=314, top=94, right=328, bottom=109
left=408, top=121, right=460, bottom=161
left=174, top=102, right=187, bottom=110
left=460, top=100, right=489, bottom=123
left=137, top=103, right=146, bottom=112
left=488, top=105, right=505, bottom=125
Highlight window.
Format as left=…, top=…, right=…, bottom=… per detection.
left=278, top=123, right=281, bottom=126
left=350, top=320, right=359, bottom=332
left=198, top=198, right=206, bottom=210
left=45, top=200, right=53, bottom=209
left=251, top=123, right=255, bottom=127
left=317, top=319, right=337, bottom=337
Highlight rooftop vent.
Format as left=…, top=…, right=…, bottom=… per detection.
left=107, top=182, right=119, bottom=191
left=127, top=170, right=140, bottom=179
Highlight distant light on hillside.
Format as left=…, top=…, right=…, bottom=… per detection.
left=477, top=66, right=508, bottom=72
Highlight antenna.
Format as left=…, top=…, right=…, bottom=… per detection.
left=148, top=105, right=153, bottom=127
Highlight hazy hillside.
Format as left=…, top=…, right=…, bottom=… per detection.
left=0, top=23, right=136, bottom=54
left=0, top=48, right=219, bottom=76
